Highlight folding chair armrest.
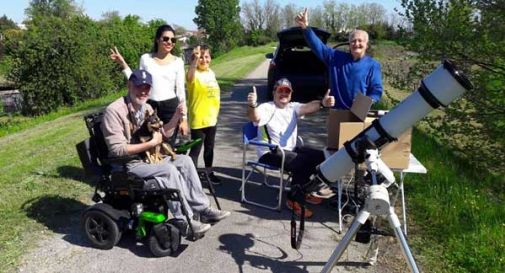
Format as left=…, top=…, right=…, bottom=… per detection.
left=248, top=140, right=279, bottom=150
left=297, top=136, right=304, bottom=147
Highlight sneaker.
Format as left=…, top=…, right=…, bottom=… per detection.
left=172, top=219, right=211, bottom=236
left=311, top=185, right=336, bottom=199
left=305, top=194, right=323, bottom=205
left=286, top=200, right=313, bottom=218
left=189, top=219, right=211, bottom=235
left=200, top=207, right=231, bottom=223
left=207, top=172, right=222, bottom=185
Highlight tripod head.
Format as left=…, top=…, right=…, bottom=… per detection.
left=344, top=135, right=396, bottom=187
left=363, top=149, right=395, bottom=188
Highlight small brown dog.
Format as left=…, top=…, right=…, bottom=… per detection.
left=132, top=110, right=176, bottom=163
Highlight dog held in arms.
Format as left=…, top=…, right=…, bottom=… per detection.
left=132, top=109, right=177, bottom=163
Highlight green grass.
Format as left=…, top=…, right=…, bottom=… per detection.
left=376, top=55, right=504, bottom=272
left=212, top=43, right=275, bottom=91
left=0, top=91, right=124, bottom=137
left=0, top=44, right=272, bottom=273
left=407, top=129, right=504, bottom=273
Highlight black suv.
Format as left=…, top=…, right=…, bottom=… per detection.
left=266, top=27, right=331, bottom=102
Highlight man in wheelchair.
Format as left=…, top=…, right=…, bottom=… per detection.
left=246, top=78, right=335, bottom=218
left=101, top=69, right=230, bottom=236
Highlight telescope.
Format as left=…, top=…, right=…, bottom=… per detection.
left=310, top=60, right=473, bottom=273
left=314, top=59, right=473, bottom=185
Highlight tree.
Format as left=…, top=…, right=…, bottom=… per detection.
left=398, top=0, right=505, bottom=173
left=322, top=0, right=337, bottom=33
left=281, top=3, right=298, bottom=29
left=25, top=0, right=83, bottom=20
left=264, top=0, right=281, bottom=37
left=10, top=16, right=116, bottom=115
left=366, top=3, right=387, bottom=25
left=241, top=0, right=264, bottom=31
left=0, top=15, right=19, bottom=58
left=194, top=0, right=242, bottom=55
left=310, top=7, right=325, bottom=29
left=100, top=10, right=120, bottom=22
left=0, top=15, right=18, bottom=34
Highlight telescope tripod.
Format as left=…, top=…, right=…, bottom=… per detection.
left=321, top=150, right=420, bottom=273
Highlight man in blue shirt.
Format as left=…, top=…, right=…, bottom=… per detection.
left=296, top=8, right=383, bottom=109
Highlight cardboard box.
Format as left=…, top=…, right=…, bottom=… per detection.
left=350, top=92, right=373, bottom=121
left=326, top=94, right=412, bottom=169
left=326, top=93, right=372, bottom=149
left=337, top=120, right=412, bottom=170
left=326, top=110, right=361, bottom=149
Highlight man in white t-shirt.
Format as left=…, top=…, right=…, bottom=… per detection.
left=246, top=78, right=335, bottom=217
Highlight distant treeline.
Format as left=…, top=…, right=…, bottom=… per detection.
left=241, top=0, right=407, bottom=45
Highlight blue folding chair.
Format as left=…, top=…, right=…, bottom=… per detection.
left=241, top=122, right=292, bottom=211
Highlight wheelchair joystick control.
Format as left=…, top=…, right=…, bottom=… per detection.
left=132, top=203, right=144, bottom=217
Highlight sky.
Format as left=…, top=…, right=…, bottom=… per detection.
left=2, top=0, right=402, bottom=30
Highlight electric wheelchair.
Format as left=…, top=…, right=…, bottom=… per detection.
left=76, top=112, right=198, bottom=257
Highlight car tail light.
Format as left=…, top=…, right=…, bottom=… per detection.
left=269, top=61, right=276, bottom=70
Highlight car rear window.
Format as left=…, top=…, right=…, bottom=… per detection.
left=277, top=48, right=326, bottom=74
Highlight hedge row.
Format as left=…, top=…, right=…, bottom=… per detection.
left=7, top=15, right=169, bottom=116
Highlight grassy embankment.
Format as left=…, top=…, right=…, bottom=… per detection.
left=374, top=41, right=504, bottom=273
left=0, top=43, right=273, bottom=273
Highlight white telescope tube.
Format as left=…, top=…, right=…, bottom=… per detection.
left=318, top=60, right=473, bottom=183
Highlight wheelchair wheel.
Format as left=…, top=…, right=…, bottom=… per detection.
left=148, top=223, right=181, bottom=257
left=82, top=210, right=121, bottom=250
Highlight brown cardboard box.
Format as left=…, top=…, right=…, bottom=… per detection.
left=326, top=110, right=360, bottom=149
left=350, top=92, right=373, bottom=121
left=326, top=109, right=412, bottom=169
left=326, top=93, right=412, bottom=169
left=337, top=120, right=412, bottom=170
left=326, top=93, right=372, bottom=149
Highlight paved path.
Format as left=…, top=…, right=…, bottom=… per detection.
left=17, top=60, right=398, bottom=273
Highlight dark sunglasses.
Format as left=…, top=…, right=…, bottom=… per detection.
left=161, top=36, right=177, bottom=43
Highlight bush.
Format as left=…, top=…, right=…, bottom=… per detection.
left=245, top=30, right=272, bottom=46
left=8, top=14, right=165, bottom=116
left=8, top=16, right=117, bottom=115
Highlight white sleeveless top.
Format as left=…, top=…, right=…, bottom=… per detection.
left=123, top=53, right=186, bottom=102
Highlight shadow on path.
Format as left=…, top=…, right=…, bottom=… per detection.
left=218, top=233, right=327, bottom=273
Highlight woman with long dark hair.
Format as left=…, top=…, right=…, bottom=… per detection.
left=110, top=24, right=188, bottom=141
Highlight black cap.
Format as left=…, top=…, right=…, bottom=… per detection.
left=129, top=69, right=153, bottom=87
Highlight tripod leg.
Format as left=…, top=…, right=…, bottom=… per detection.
left=337, top=178, right=342, bottom=233
left=321, top=210, right=370, bottom=273
left=387, top=207, right=420, bottom=273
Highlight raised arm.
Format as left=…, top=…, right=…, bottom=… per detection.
left=110, top=46, right=133, bottom=79
left=186, top=46, right=200, bottom=83
left=246, top=86, right=260, bottom=123
left=295, top=8, right=333, bottom=66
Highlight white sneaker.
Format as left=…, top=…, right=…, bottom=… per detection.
left=189, top=220, right=211, bottom=235
left=172, top=219, right=211, bottom=236
left=200, top=207, right=231, bottom=223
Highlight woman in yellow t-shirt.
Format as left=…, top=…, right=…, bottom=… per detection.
left=187, top=45, right=221, bottom=184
